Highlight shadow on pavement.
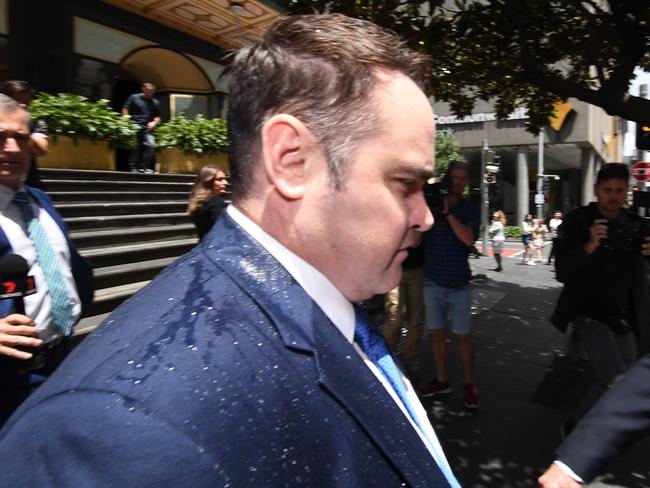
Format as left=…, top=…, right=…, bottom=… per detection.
left=387, top=269, right=650, bottom=488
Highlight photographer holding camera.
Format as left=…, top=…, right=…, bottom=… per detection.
left=419, top=160, right=481, bottom=408
left=552, top=163, right=650, bottom=437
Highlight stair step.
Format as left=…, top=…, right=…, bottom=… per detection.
left=43, top=179, right=192, bottom=192
left=70, top=312, right=110, bottom=347
left=82, top=280, right=151, bottom=318
left=49, top=191, right=190, bottom=203
left=40, top=168, right=196, bottom=183
left=64, top=212, right=191, bottom=231
left=81, top=238, right=197, bottom=268
left=70, top=224, right=197, bottom=248
left=92, top=256, right=177, bottom=288
left=56, top=201, right=187, bottom=218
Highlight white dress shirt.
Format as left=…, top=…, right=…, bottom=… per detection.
left=227, top=205, right=455, bottom=475
left=0, top=185, right=81, bottom=343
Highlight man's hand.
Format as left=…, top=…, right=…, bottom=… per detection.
left=146, top=121, right=157, bottom=130
left=538, top=463, right=581, bottom=488
left=584, top=218, right=608, bottom=256
left=641, top=236, right=650, bottom=257
left=0, top=314, right=42, bottom=360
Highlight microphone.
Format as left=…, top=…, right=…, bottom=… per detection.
left=0, top=254, right=37, bottom=315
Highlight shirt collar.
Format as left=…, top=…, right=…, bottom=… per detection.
left=227, top=205, right=355, bottom=343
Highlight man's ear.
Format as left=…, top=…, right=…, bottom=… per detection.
left=261, top=114, right=312, bottom=200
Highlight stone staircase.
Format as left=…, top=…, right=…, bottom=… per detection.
left=40, top=168, right=199, bottom=338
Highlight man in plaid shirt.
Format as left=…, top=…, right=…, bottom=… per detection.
left=419, top=160, right=481, bottom=409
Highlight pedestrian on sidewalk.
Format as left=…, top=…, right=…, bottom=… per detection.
left=521, top=213, right=535, bottom=265
left=547, top=211, right=563, bottom=265
left=420, top=160, right=481, bottom=409
left=551, top=163, right=649, bottom=438
left=488, top=210, right=506, bottom=271
left=532, top=218, right=548, bottom=263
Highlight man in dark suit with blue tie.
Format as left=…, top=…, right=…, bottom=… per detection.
left=0, top=94, right=93, bottom=424
left=0, top=14, right=460, bottom=487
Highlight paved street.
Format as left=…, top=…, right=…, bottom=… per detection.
left=394, top=246, right=650, bottom=488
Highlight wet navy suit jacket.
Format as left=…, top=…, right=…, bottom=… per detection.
left=0, top=213, right=449, bottom=487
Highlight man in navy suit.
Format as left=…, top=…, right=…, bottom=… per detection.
left=0, top=94, right=93, bottom=424
left=0, top=14, right=459, bottom=487
left=539, top=354, right=650, bottom=487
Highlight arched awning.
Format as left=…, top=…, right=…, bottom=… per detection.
left=121, top=47, right=214, bottom=93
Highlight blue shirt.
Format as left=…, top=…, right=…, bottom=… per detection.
left=424, top=199, right=480, bottom=288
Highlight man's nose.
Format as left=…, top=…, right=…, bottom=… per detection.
left=3, top=136, right=21, bottom=153
left=411, top=191, right=434, bottom=232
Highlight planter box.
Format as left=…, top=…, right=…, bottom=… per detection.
left=156, top=149, right=230, bottom=174
left=39, top=136, right=115, bottom=171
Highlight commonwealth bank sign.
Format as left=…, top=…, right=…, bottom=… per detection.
left=436, top=107, right=529, bottom=125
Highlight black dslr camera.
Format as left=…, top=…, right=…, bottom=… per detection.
left=601, top=215, right=650, bottom=252
left=423, top=174, right=449, bottom=213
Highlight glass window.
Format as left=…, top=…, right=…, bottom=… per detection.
left=170, top=94, right=209, bottom=119
left=72, top=56, right=115, bottom=100
left=74, top=17, right=150, bottom=64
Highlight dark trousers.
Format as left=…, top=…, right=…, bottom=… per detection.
left=129, top=128, right=155, bottom=171
left=0, top=339, right=69, bottom=427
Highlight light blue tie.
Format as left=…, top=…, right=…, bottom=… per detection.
left=14, top=191, right=75, bottom=336
left=353, top=305, right=461, bottom=488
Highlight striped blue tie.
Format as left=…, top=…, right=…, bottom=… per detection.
left=353, top=305, right=460, bottom=488
left=13, top=191, right=75, bottom=336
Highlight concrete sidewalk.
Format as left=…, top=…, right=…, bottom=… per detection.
left=403, top=251, right=649, bottom=488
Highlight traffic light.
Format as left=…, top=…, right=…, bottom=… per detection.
left=484, top=164, right=498, bottom=184
left=543, top=177, right=550, bottom=195
left=636, top=123, right=650, bottom=150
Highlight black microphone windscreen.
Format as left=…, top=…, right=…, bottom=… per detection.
left=0, top=254, right=30, bottom=279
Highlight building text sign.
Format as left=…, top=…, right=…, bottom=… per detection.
left=436, top=107, right=529, bottom=125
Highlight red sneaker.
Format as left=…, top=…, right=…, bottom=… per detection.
left=418, top=378, right=451, bottom=397
left=463, top=383, right=481, bottom=409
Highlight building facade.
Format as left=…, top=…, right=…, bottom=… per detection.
left=434, top=98, right=624, bottom=225
left=0, top=0, right=280, bottom=171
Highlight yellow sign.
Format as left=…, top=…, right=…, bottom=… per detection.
left=548, top=101, right=574, bottom=131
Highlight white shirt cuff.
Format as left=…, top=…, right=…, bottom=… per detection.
left=553, top=460, right=584, bottom=483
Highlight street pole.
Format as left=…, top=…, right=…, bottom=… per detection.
left=641, top=84, right=650, bottom=191
left=536, top=130, right=544, bottom=219
left=481, top=139, right=490, bottom=255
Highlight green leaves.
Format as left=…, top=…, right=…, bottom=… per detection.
left=30, top=93, right=138, bottom=148
left=435, top=130, right=464, bottom=176
left=288, top=0, right=650, bottom=126
left=155, top=114, right=228, bottom=156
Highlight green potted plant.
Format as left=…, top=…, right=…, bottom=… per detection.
left=155, top=114, right=229, bottom=174
left=30, top=92, right=138, bottom=170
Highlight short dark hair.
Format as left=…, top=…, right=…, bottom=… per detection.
left=446, top=160, right=470, bottom=177
left=596, top=163, right=629, bottom=185
left=225, top=13, right=431, bottom=201
left=0, top=80, right=34, bottom=98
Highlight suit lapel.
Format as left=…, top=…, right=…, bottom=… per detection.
left=206, top=215, right=450, bottom=487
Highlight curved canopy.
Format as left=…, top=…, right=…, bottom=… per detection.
left=121, top=47, right=213, bottom=93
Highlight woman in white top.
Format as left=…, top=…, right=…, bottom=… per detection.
left=521, top=213, right=535, bottom=265
left=489, top=210, right=506, bottom=271
left=532, top=218, right=549, bottom=263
